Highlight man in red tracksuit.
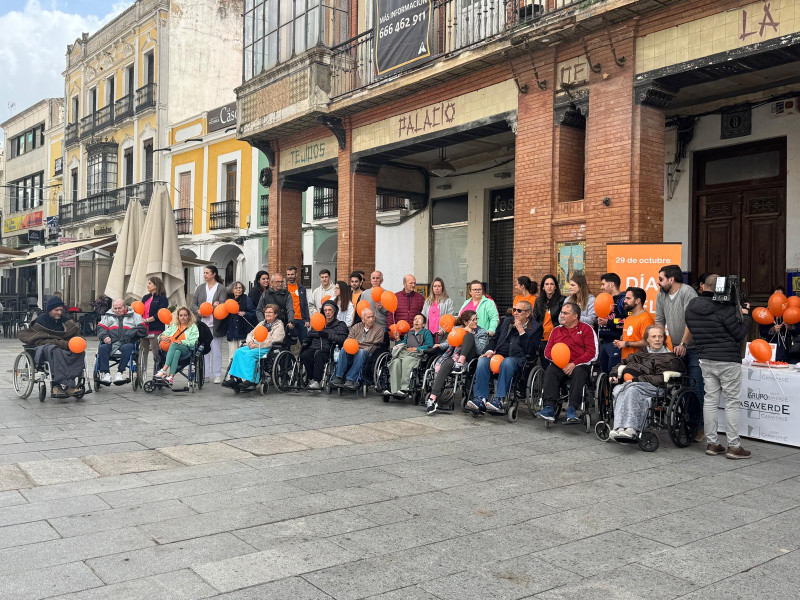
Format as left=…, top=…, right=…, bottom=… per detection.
left=536, top=301, right=599, bottom=423
left=387, top=274, right=425, bottom=334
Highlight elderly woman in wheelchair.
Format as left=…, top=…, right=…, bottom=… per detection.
left=607, top=323, right=685, bottom=441
left=384, top=313, right=434, bottom=400
left=224, top=304, right=285, bottom=391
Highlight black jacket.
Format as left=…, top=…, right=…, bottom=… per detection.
left=533, top=293, right=564, bottom=333
left=487, top=316, right=542, bottom=361
left=685, top=292, right=751, bottom=363
left=306, top=303, right=349, bottom=354
left=226, top=295, right=258, bottom=341
left=257, top=288, right=294, bottom=324
left=142, top=293, right=169, bottom=333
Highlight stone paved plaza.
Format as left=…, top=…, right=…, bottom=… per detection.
left=1, top=338, right=800, bottom=599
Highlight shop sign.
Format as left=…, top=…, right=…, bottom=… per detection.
left=208, top=102, right=238, bottom=133
left=606, top=243, right=683, bottom=314
left=280, top=136, right=337, bottom=172
left=94, top=225, right=113, bottom=236
left=58, top=236, right=76, bottom=268
left=3, top=210, right=43, bottom=233
left=26, top=230, right=43, bottom=244
left=374, top=0, right=433, bottom=76
left=54, top=157, right=63, bottom=175
left=46, top=216, right=59, bottom=239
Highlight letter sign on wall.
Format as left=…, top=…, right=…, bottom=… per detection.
left=374, top=0, right=433, bottom=76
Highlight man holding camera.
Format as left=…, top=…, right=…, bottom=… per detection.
left=685, top=274, right=752, bottom=459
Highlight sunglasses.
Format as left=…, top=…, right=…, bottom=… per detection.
left=512, top=308, right=529, bottom=313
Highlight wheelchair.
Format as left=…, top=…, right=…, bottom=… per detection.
left=326, top=346, right=387, bottom=397
left=375, top=347, right=439, bottom=404
left=143, top=343, right=205, bottom=394
left=270, top=336, right=311, bottom=393
left=594, top=367, right=701, bottom=452
left=221, top=342, right=275, bottom=396
left=92, top=339, right=143, bottom=392
left=531, top=362, right=608, bottom=432
left=463, top=356, right=543, bottom=423
left=419, top=353, right=479, bottom=413
left=13, top=346, right=89, bottom=402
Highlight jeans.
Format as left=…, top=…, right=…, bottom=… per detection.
left=700, top=359, right=742, bottom=447
left=542, top=364, right=591, bottom=410
left=685, top=347, right=705, bottom=428
left=335, top=349, right=369, bottom=383
left=97, top=342, right=134, bottom=372
left=287, top=320, right=307, bottom=343
left=598, top=340, right=621, bottom=374
left=164, top=343, right=192, bottom=375
left=473, top=355, right=524, bottom=400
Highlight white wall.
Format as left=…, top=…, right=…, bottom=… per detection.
left=665, top=101, right=800, bottom=269
left=376, top=216, right=419, bottom=291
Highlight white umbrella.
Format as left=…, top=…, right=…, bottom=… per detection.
left=104, top=198, right=144, bottom=301
left=126, top=183, right=186, bottom=306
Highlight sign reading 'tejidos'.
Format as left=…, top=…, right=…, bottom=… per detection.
left=374, top=0, right=433, bottom=76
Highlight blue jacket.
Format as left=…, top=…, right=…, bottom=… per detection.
left=142, top=293, right=169, bottom=333
left=288, top=284, right=311, bottom=322
left=226, top=295, right=258, bottom=341
left=598, top=292, right=626, bottom=341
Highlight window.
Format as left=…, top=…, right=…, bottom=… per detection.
left=86, top=142, right=118, bottom=196
left=125, top=65, right=135, bottom=96
left=143, top=140, right=154, bottom=181
left=242, top=0, right=348, bottom=81
left=431, top=195, right=469, bottom=304
left=89, top=87, right=97, bottom=115
left=9, top=171, right=44, bottom=212
left=8, top=122, right=46, bottom=159
left=106, top=75, right=115, bottom=105
left=71, top=168, right=79, bottom=202
left=124, top=148, right=134, bottom=186
left=145, top=51, right=155, bottom=84
left=179, top=171, right=191, bottom=210
left=225, top=162, right=237, bottom=202
left=71, top=96, right=79, bottom=123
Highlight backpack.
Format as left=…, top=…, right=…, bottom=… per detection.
left=195, top=321, right=213, bottom=355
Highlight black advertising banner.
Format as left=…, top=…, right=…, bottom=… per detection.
left=374, top=0, right=433, bottom=76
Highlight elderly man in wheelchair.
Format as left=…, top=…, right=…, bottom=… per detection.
left=466, top=300, right=542, bottom=415
left=96, top=298, right=146, bottom=385
left=330, top=308, right=384, bottom=391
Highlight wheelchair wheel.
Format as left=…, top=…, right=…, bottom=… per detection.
left=506, top=400, right=518, bottom=423
left=595, top=421, right=610, bottom=441
left=593, top=373, right=609, bottom=421
left=13, top=351, right=35, bottom=399
left=132, top=370, right=142, bottom=391
left=272, top=351, right=296, bottom=393
left=583, top=412, right=592, bottom=434
left=259, top=379, right=269, bottom=396
left=195, top=357, right=205, bottom=391
left=526, top=366, right=544, bottom=418
left=93, top=370, right=102, bottom=393
left=373, top=352, right=390, bottom=395
left=143, top=380, right=155, bottom=394
left=38, top=384, right=46, bottom=402
left=638, top=431, right=660, bottom=452
left=667, top=387, right=701, bottom=448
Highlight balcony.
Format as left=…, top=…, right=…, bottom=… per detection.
left=174, top=207, right=192, bottom=235
left=65, top=122, right=79, bottom=146
left=313, top=188, right=338, bottom=220
left=376, top=194, right=408, bottom=212
left=135, top=82, right=157, bottom=113
left=80, top=114, right=95, bottom=139
left=259, top=195, right=269, bottom=228
left=58, top=182, right=154, bottom=227
left=59, top=202, right=74, bottom=225
left=114, top=94, right=134, bottom=122
left=210, top=201, right=238, bottom=230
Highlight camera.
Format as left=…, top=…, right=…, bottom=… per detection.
left=712, top=275, right=748, bottom=317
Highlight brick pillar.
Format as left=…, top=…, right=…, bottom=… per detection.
left=337, top=129, right=377, bottom=278
left=267, top=142, right=304, bottom=274
left=514, top=51, right=556, bottom=279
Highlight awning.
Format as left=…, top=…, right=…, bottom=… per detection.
left=15, top=235, right=117, bottom=263
left=0, top=245, right=28, bottom=257
left=181, top=255, right=209, bottom=268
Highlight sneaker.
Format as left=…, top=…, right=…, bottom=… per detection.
left=50, top=386, right=66, bottom=398
left=452, top=361, right=465, bottom=373
left=307, top=380, right=321, bottom=390
left=726, top=446, right=752, bottom=460
left=100, top=372, right=112, bottom=384
left=343, top=380, right=358, bottom=391
left=426, top=398, right=438, bottom=415
left=114, top=371, right=125, bottom=383
left=486, top=398, right=504, bottom=414
left=565, top=407, right=580, bottom=423
left=615, top=428, right=634, bottom=439
left=466, top=398, right=486, bottom=413
left=165, top=375, right=174, bottom=386
left=623, top=428, right=637, bottom=438
left=608, top=428, right=620, bottom=440
left=65, top=387, right=80, bottom=396
left=330, top=376, right=344, bottom=387
left=214, top=376, right=222, bottom=384
left=154, top=369, right=167, bottom=380
left=536, top=406, right=556, bottom=421
left=393, top=390, right=407, bottom=399
left=705, top=443, right=726, bottom=456
left=694, top=429, right=705, bottom=443
left=221, top=379, right=237, bottom=389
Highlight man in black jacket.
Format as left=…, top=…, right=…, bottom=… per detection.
left=301, top=301, right=348, bottom=390
left=467, top=300, right=542, bottom=415
left=685, top=274, right=752, bottom=459
left=256, top=274, right=295, bottom=328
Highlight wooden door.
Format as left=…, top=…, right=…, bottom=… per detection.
left=693, top=139, right=786, bottom=305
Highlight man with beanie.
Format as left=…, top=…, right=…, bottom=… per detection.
left=301, top=300, right=348, bottom=390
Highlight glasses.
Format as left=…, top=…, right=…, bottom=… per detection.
left=512, top=308, right=529, bottom=313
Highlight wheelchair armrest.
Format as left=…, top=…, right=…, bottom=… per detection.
left=617, top=365, right=626, bottom=376
left=663, top=370, right=681, bottom=383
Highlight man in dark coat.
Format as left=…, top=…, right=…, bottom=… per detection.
left=301, top=300, right=348, bottom=389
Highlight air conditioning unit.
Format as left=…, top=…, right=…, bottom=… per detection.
left=770, top=98, right=798, bottom=117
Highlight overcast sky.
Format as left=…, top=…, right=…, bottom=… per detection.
left=0, top=0, right=133, bottom=140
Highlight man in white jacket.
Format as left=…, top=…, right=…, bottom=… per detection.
left=308, top=268, right=336, bottom=315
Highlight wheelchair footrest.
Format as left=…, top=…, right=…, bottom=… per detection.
left=614, top=436, right=639, bottom=444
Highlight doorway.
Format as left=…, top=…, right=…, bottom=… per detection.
left=488, top=186, right=514, bottom=314
left=692, top=138, right=786, bottom=305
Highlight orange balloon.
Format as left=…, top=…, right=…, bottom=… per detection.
left=381, top=290, right=398, bottom=313
left=782, top=307, right=800, bottom=325
left=213, top=304, right=229, bottom=320
left=787, top=296, right=800, bottom=309
left=439, top=314, right=455, bottom=333
left=68, top=336, right=87, bottom=353
left=356, top=299, right=370, bottom=317
left=371, top=287, right=383, bottom=302
left=199, top=302, right=213, bottom=317
left=396, top=320, right=410, bottom=334
left=225, top=299, right=240, bottom=314
left=253, top=324, right=268, bottom=342
left=551, top=342, right=571, bottom=369
left=490, top=354, right=504, bottom=374
left=310, top=312, right=326, bottom=331
left=749, top=339, right=772, bottom=363
left=159, top=339, right=172, bottom=352
left=752, top=307, right=774, bottom=326
left=321, top=295, right=331, bottom=304
left=594, top=292, right=613, bottom=319
left=623, top=372, right=634, bottom=382
left=389, top=324, right=399, bottom=338
left=157, top=308, right=172, bottom=325
left=131, top=301, right=145, bottom=315
left=768, top=292, right=788, bottom=318
left=343, top=338, right=359, bottom=355
left=447, top=327, right=467, bottom=347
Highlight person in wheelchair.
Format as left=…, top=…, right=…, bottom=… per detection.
left=97, top=299, right=146, bottom=384
left=155, top=307, right=199, bottom=386
left=330, top=307, right=383, bottom=390
left=302, top=300, right=348, bottom=390
left=467, top=300, right=541, bottom=414
left=536, top=302, right=599, bottom=423
left=385, top=313, right=434, bottom=399
left=425, top=310, right=488, bottom=414
left=18, top=296, right=86, bottom=398
left=607, top=323, right=685, bottom=440
left=224, top=304, right=286, bottom=390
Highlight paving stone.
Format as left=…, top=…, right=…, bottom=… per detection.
left=20, top=473, right=149, bottom=503
left=364, top=588, right=442, bottom=600
left=81, top=450, right=184, bottom=476
left=330, top=516, right=470, bottom=558
left=225, top=435, right=310, bottom=456
left=158, top=442, right=255, bottom=465
left=137, top=460, right=254, bottom=485
left=86, top=532, right=257, bottom=585
left=210, top=576, right=335, bottom=599
left=48, top=499, right=197, bottom=537
left=0, top=490, right=27, bottom=508
left=364, top=419, right=438, bottom=437
left=277, top=429, right=353, bottom=449
left=180, top=480, right=308, bottom=513
left=289, top=467, right=401, bottom=494
left=319, top=424, right=400, bottom=444
left=17, top=458, right=99, bottom=486
left=0, top=463, right=31, bottom=491
left=42, top=442, right=150, bottom=460
left=0, top=561, right=103, bottom=600
left=0, top=494, right=110, bottom=527
left=192, top=539, right=356, bottom=592
left=55, top=569, right=218, bottom=600
left=0, top=520, right=61, bottom=550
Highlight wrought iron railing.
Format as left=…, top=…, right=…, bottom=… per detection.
left=376, top=194, right=408, bottom=212
left=313, top=187, right=338, bottom=220
left=80, top=114, right=95, bottom=139
left=259, top=195, right=269, bottom=227
left=95, top=104, right=114, bottom=131
left=174, top=207, right=192, bottom=234
left=210, top=200, right=238, bottom=230
left=59, top=182, right=154, bottom=225
left=115, top=94, right=134, bottom=121
left=135, top=82, right=157, bottom=113
left=59, top=202, right=74, bottom=225
left=65, top=122, right=79, bottom=146
left=331, top=0, right=584, bottom=98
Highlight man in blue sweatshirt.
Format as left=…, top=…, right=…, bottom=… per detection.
left=597, top=273, right=626, bottom=374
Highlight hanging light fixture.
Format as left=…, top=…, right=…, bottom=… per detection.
left=430, top=147, right=456, bottom=177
